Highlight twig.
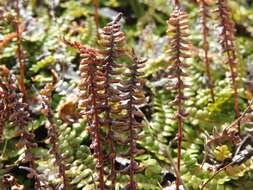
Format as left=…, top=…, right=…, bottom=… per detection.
left=225, top=100, right=253, bottom=131
left=90, top=170, right=98, bottom=190
left=200, top=156, right=242, bottom=190
left=161, top=146, right=189, bottom=190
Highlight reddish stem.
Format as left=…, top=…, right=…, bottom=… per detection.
left=90, top=63, right=105, bottom=190
left=15, top=0, right=27, bottom=99
left=104, top=71, right=116, bottom=190
left=200, top=0, right=215, bottom=102
left=103, top=24, right=118, bottom=190
left=175, top=18, right=183, bottom=190
left=217, top=0, right=240, bottom=118
left=128, top=80, right=136, bottom=189
left=92, top=0, right=100, bottom=39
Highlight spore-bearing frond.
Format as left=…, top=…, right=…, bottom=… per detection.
left=40, top=83, right=69, bottom=190
left=166, top=5, right=191, bottom=190
left=78, top=45, right=106, bottom=190
left=98, top=13, right=126, bottom=190
left=0, top=66, right=42, bottom=189
left=215, top=0, right=240, bottom=118
left=118, top=50, right=146, bottom=190
left=199, top=0, right=215, bottom=102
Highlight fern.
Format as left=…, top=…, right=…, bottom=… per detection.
left=166, top=3, right=191, bottom=189
left=214, top=0, right=240, bottom=118
left=98, top=13, right=126, bottom=189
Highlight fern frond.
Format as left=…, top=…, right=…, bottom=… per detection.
left=199, top=0, right=215, bottom=102
left=78, top=45, right=106, bottom=190
left=40, top=83, right=69, bottom=190
left=98, top=13, right=126, bottom=190
left=118, top=50, right=146, bottom=190
left=215, top=0, right=240, bottom=118
left=3, top=68, right=42, bottom=189
left=166, top=5, right=191, bottom=190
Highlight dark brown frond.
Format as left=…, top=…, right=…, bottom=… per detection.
left=166, top=5, right=191, bottom=190
left=78, top=45, right=106, bottom=190
left=98, top=13, right=126, bottom=190
left=215, top=0, right=240, bottom=118
left=118, top=50, right=146, bottom=190
left=40, top=83, right=69, bottom=190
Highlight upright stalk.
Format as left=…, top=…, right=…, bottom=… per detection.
left=199, top=0, right=215, bottom=102
left=92, top=0, right=100, bottom=39
left=118, top=50, right=146, bottom=190
left=215, top=0, right=240, bottom=118
left=40, top=83, right=69, bottom=190
left=15, top=0, right=27, bottom=98
left=167, top=5, right=191, bottom=190
left=99, top=13, right=125, bottom=190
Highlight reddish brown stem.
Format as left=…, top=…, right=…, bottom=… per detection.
left=85, top=50, right=105, bottom=190
left=200, top=0, right=215, bottom=102
left=175, top=36, right=183, bottom=190
left=15, top=0, right=27, bottom=99
left=92, top=0, right=100, bottom=39
left=91, top=77, right=105, bottom=190
left=104, top=73, right=116, bottom=190
left=216, top=0, right=240, bottom=118
left=128, top=83, right=135, bottom=189
left=167, top=6, right=190, bottom=190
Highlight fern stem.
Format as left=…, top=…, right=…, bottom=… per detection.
left=216, top=0, right=240, bottom=118
left=15, top=0, right=27, bottom=99
left=92, top=79, right=105, bottom=190
left=167, top=5, right=191, bottom=190
left=40, top=83, right=69, bottom=190
left=199, top=0, right=215, bottom=102
left=92, top=0, right=100, bottom=39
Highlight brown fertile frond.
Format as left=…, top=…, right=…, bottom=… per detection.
left=40, top=83, right=69, bottom=190
left=78, top=45, right=106, bottom=190
left=199, top=0, right=215, bottom=102
left=0, top=67, right=42, bottom=189
left=0, top=66, right=12, bottom=141
left=118, top=50, right=146, bottom=190
left=214, top=0, right=240, bottom=118
left=15, top=0, right=27, bottom=98
left=98, top=13, right=126, bottom=190
left=166, top=6, right=191, bottom=190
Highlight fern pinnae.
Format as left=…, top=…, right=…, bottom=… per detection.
left=3, top=68, right=42, bottom=189
left=167, top=3, right=191, bottom=190
left=40, top=83, right=69, bottom=190
left=118, top=50, right=146, bottom=190
left=215, top=0, right=240, bottom=118
left=99, top=13, right=126, bottom=190
left=78, top=44, right=106, bottom=190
